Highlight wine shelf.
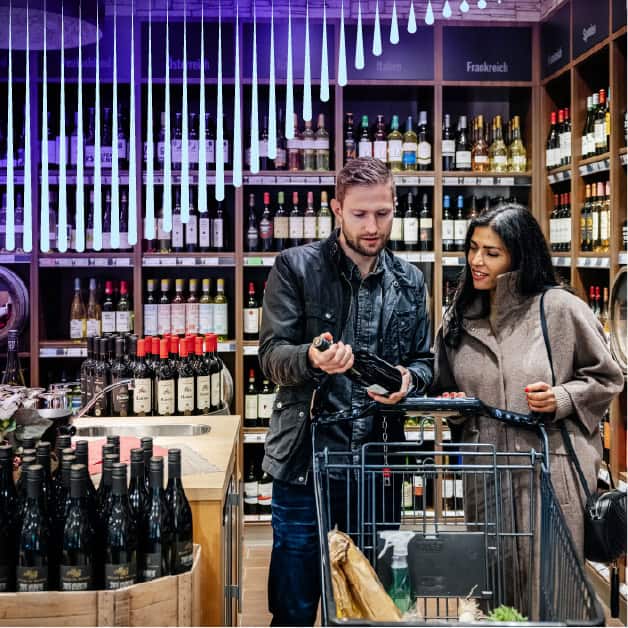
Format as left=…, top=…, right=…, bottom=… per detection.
left=552, top=256, right=572, bottom=267
left=142, top=254, right=237, bottom=267
left=143, top=172, right=234, bottom=185
left=39, top=339, right=238, bottom=357
left=45, top=171, right=130, bottom=185
left=442, top=172, right=532, bottom=187
left=242, top=173, right=335, bottom=186
left=578, top=153, right=612, bottom=177
left=39, top=254, right=134, bottom=267
left=0, top=253, right=32, bottom=264
left=547, top=165, right=572, bottom=185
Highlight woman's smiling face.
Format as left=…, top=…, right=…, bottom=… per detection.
left=467, top=226, right=513, bottom=291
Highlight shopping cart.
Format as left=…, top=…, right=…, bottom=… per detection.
left=312, top=396, right=605, bottom=626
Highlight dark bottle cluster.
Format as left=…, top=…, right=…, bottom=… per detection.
left=0, top=441, right=193, bottom=592
left=388, top=191, right=433, bottom=252
left=80, top=333, right=225, bottom=418
left=244, top=367, right=277, bottom=428
left=245, top=190, right=334, bottom=253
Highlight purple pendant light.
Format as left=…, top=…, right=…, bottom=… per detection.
left=198, top=1, right=208, bottom=206
left=75, top=4, right=85, bottom=252
left=303, top=0, right=312, bottom=121
left=5, top=0, right=14, bottom=251
left=425, top=0, right=435, bottom=25
left=163, top=2, right=173, bottom=231
left=181, top=0, right=190, bottom=224
left=144, top=5, right=155, bottom=243
left=40, top=1, right=50, bottom=252
left=215, top=1, right=225, bottom=201
left=232, top=1, right=242, bottom=187
left=355, top=0, right=364, bottom=70
left=128, top=0, right=137, bottom=246
left=320, top=1, right=329, bottom=102
left=93, top=5, right=103, bottom=250
left=268, top=0, right=277, bottom=160
left=373, top=0, right=382, bottom=56
left=443, top=0, right=453, bottom=18
left=337, top=0, right=347, bottom=87
left=110, top=0, right=120, bottom=249
left=284, top=0, right=294, bottom=139
left=22, top=1, right=32, bottom=252
left=58, top=1, right=68, bottom=252
left=408, top=0, right=417, bottom=33
left=250, top=0, right=260, bottom=173
left=390, top=0, right=400, bottom=44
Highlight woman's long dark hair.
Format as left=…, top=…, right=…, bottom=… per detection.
left=444, top=203, right=562, bottom=348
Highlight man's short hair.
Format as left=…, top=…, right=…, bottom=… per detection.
left=335, top=157, right=396, bottom=205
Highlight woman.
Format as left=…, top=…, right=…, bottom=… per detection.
left=432, top=203, right=624, bottom=614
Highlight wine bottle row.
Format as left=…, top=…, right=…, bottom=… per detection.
left=545, top=107, right=572, bottom=170
left=580, top=181, right=611, bottom=253
left=144, top=277, right=229, bottom=339
left=81, top=334, right=226, bottom=418
left=243, top=458, right=273, bottom=516
left=0, top=438, right=193, bottom=592
left=71, top=278, right=134, bottom=339
left=342, top=111, right=527, bottom=173
left=244, top=367, right=277, bottom=428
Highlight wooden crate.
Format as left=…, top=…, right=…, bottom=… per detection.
left=0, top=545, right=201, bottom=627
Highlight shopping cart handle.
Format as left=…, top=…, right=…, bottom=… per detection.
left=379, top=396, right=541, bottom=429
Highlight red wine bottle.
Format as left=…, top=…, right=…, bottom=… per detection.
left=165, top=449, right=193, bottom=574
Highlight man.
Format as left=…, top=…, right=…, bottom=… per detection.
left=259, top=157, right=433, bottom=626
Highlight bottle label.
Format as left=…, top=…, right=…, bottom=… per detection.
left=175, top=541, right=194, bottom=570
left=258, top=393, right=274, bottom=419
left=474, top=155, right=489, bottom=164
left=286, top=138, right=301, bottom=150
left=157, top=380, right=175, bottom=415
left=391, top=217, right=403, bottom=241
left=594, top=121, right=606, bottom=145
left=442, top=219, right=455, bottom=240
left=314, top=138, right=329, bottom=150
left=185, top=216, right=198, bottom=246
left=189, top=139, right=199, bottom=164
left=274, top=216, right=289, bottom=239
left=592, top=212, right=599, bottom=243
left=185, top=303, right=199, bottom=335
left=157, top=219, right=170, bottom=241
left=304, top=217, right=317, bottom=240
left=259, top=220, right=274, bottom=241
left=373, top=141, right=387, bottom=161
left=586, top=132, right=595, bottom=155
left=134, top=378, right=152, bottom=414
left=289, top=217, right=304, bottom=240
left=116, top=311, right=131, bottom=334
left=258, top=482, right=273, bottom=506
left=199, top=303, right=213, bottom=334
left=413, top=474, right=424, bottom=496
left=258, top=139, right=268, bottom=158
left=206, top=139, right=215, bottom=163
left=102, top=231, right=112, bottom=250
left=177, top=376, right=195, bottom=413
left=142, top=552, right=163, bottom=582
left=512, top=155, right=527, bottom=169
left=317, top=216, right=332, bottom=240
left=158, top=304, right=171, bottom=335
left=117, top=138, right=128, bottom=160
left=197, top=375, right=211, bottom=411
left=119, top=231, right=130, bottom=250
left=417, top=141, right=431, bottom=163
left=60, top=565, right=92, bottom=591
left=172, top=216, right=184, bottom=248
left=17, top=566, right=48, bottom=592
left=388, top=140, right=402, bottom=161
left=600, top=211, right=609, bottom=241
left=455, top=150, right=472, bottom=169
left=403, top=217, right=419, bottom=245
left=301, top=138, right=315, bottom=151
left=199, top=217, right=211, bottom=248
left=84, top=145, right=95, bottom=167
left=70, top=136, right=79, bottom=166
left=211, top=218, right=224, bottom=249
left=144, top=304, right=158, bottom=337
left=70, top=319, right=84, bottom=339
left=442, top=139, right=455, bottom=156
left=105, top=561, right=136, bottom=589
left=244, top=308, right=260, bottom=334
left=213, top=303, right=228, bottom=335
left=358, top=141, right=373, bottom=157
left=454, top=220, right=467, bottom=241
left=211, top=372, right=222, bottom=408
left=102, top=311, right=116, bottom=334
left=244, top=481, right=259, bottom=505
left=93, top=375, right=107, bottom=416
left=171, top=303, right=186, bottom=335
left=493, top=155, right=507, bottom=166
left=112, top=380, right=131, bottom=416
left=420, top=220, right=433, bottom=244
left=245, top=394, right=258, bottom=419
left=274, top=147, right=287, bottom=168
left=171, top=139, right=182, bottom=164
left=101, top=146, right=113, bottom=168
left=402, top=143, right=417, bottom=166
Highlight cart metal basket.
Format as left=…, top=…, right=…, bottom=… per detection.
left=312, top=396, right=604, bottom=626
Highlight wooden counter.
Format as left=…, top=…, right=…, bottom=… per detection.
left=73, top=414, right=242, bottom=627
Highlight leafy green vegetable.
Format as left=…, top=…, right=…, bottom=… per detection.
left=487, top=605, right=528, bottom=622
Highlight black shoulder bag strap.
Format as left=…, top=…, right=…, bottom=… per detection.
left=539, top=290, right=595, bottom=501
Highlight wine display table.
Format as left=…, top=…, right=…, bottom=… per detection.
left=72, top=414, right=242, bottom=627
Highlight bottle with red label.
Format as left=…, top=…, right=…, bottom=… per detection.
left=244, top=283, right=260, bottom=341
left=259, top=192, right=274, bottom=253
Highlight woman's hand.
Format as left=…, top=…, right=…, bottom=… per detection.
left=525, top=381, right=557, bottom=414
left=367, top=366, right=411, bottom=405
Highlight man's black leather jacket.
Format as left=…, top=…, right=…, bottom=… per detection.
left=259, top=230, right=433, bottom=485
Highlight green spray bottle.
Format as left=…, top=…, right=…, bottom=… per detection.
left=378, top=531, right=415, bottom=613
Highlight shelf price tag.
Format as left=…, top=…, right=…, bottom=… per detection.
left=443, top=256, right=464, bottom=266
left=92, top=258, right=109, bottom=267
left=143, top=257, right=159, bottom=266
left=245, top=257, right=263, bottom=266
left=73, top=258, right=89, bottom=267
left=320, top=176, right=335, bottom=185
left=114, top=258, right=131, bottom=267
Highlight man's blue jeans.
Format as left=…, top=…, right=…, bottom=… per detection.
left=267, top=477, right=346, bottom=626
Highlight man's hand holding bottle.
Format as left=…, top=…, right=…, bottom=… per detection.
left=307, top=332, right=411, bottom=405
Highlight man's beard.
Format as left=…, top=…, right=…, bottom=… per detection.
left=341, top=225, right=390, bottom=258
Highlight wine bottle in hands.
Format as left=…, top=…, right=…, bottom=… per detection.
left=312, top=334, right=403, bottom=396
